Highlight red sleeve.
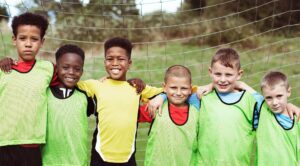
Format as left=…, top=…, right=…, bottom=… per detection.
left=50, top=64, right=59, bottom=86
left=138, top=103, right=153, bottom=123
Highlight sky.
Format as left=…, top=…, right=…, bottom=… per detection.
left=0, top=0, right=182, bottom=17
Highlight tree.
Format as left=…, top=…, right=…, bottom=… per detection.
left=0, top=5, right=9, bottom=21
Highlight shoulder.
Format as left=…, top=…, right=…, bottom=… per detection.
left=35, top=60, right=54, bottom=72
left=36, top=59, right=53, bottom=67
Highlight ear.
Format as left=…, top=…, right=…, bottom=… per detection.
left=162, top=82, right=167, bottom=93
left=12, top=36, right=16, bottom=45
left=208, top=67, right=212, bottom=77
left=128, top=59, right=132, bottom=69
left=237, top=69, right=244, bottom=80
left=287, top=86, right=291, bottom=97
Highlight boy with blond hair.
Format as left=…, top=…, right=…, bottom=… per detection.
left=255, top=71, right=300, bottom=165
left=142, top=65, right=199, bottom=166
left=197, top=48, right=257, bottom=165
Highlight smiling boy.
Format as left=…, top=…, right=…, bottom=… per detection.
left=197, top=48, right=257, bottom=165
left=77, top=37, right=162, bottom=165
left=143, top=65, right=199, bottom=166
left=42, top=44, right=95, bottom=166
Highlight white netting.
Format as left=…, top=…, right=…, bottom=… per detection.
left=0, top=0, right=299, bottom=165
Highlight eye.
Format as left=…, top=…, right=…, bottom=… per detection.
left=75, top=67, right=81, bottom=72
left=170, top=86, right=177, bottom=90
left=265, top=96, right=272, bottom=100
left=31, top=37, right=39, bottom=41
left=19, top=36, right=26, bottom=40
left=225, top=73, right=233, bottom=77
left=105, top=57, right=113, bottom=61
left=276, top=94, right=283, bottom=98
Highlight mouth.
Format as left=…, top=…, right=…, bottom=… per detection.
left=218, top=84, right=228, bottom=89
left=111, top=68, right=121, bottom=74
left=65, top=77, right=77, bottom=82
left=24, top=50, right=32, bottom=53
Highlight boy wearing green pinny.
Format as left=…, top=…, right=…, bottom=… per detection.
left=256, top=71, right=300, bottom=165
left=143, top=65, right=199, bottom=166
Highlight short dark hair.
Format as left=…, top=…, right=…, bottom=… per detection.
left=104, top=37, right=133, bottom=59
left=55, top=44, right=85, bottom=62
left=12, top=12, right=49, bottom=38
left=211, top=48, right=241, bottom=69
left=164, top=65, right=192, bottom=84
left=261, top=71, right=289, bottom=90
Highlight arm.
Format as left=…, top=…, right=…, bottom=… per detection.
left=286, top=103, right=300, bottom=122
left=298, top=122, right=300, bottom=163
left=127, top=78, right=146, bottom=94
left=146, top=94, right=165, bottom=118
left=86, top=96, right=96, bottom=117
left=196, top=83, right=214, bottom=99
left=140, top=85, right=163, bottom=99
left=138, top=102, right=153, bottom=123
left=77, top=80, right=97, bottom=97
left=0, top=57, right=15, bottom=73
left=234, top=81, right=257, bottom=93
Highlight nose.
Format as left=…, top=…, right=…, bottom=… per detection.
left=68, top=68, right=75, bottom=74
left=220, top=75, right=226, bottom=83
left=112, top=59, right=119, bottom=66
left=176, top=89, right=182, bottom=95
left=272, top=99, right=278, bottom=106
left=25, top=39, right=32, bottom=47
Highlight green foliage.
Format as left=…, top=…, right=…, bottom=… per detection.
left=0, top=5, right=8, bottom=21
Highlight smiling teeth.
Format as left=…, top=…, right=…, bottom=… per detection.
left=66, top=77, right=75, bottom=81
left=112, top=69, right=120, bottom=74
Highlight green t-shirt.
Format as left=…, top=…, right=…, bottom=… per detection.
left=0, top=60, right=53, bottom=146
left=198, top=90, right=257, bottom=165
left=256, top=101, right=300, bottom=166
left=145, top=101, right=199, bottom=166
left=42, top=88, right=90, bottom=166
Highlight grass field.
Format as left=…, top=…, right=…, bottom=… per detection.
left=79, top=36, right=300, bottom=166
left=0, top=23, right=299, bottom=165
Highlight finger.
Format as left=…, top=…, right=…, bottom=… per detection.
left=13, top=59, right=18, bottom=65
left=8, top=62, right=12, bottom=73
left=144, top=104, right=149, bottom=112
left=4, top=64, right=8, bottom=73
left=288, top=109, right=294, bottom=120
left=158, top=106, right=162, bottom=117
left=296, top=113, right=300, bottom=122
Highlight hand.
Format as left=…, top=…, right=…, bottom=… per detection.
left=127, top=78, right=145, bottom=94
left=0, top=57, right=16, bottom=73
left=197, top=83, right=213, bottom=99
left=234, top=81, right=256, bottom=93
left=145, top=95, right=164, bottom=118
left=287, top=103, right=300, bottom=122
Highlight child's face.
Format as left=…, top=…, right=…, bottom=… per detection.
left=209, top=61, right=242, bottom=93
left=12, top=25, right=44, bottom=62
left=57, top=53, right=83, bottom=88
left=163, top=76, right=192, bottom=107
left=104, top=46, right=132, bottom=81
left=262, top=84, right=291, bottom=115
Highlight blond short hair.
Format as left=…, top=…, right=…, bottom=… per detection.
left=164, top=65, right=191, bottom=84
left=261, top=71, right=289, bottom=90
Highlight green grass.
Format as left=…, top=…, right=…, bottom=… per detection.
left=0, top=27, right=299, bottom=165
left=79, top=36, right=300, bottom=166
